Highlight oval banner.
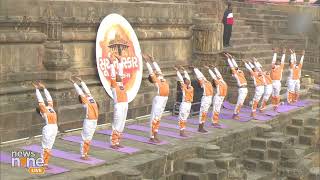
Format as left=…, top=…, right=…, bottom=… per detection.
left=96, top=14, right=143, bottom=103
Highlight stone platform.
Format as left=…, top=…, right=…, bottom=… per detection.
left=0, top=99, right=319, bottom=180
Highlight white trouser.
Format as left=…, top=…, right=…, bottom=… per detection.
left=263, top=84, right=273, bottom=101
left=149, top=96, right=168, bottom=136
left=272, top=80, right=281, bottom=97
left=112, top=102, right=128, bottom=133
left=81, top=119, right=97, bottom=156
left=213, top=95, right=225, bottom=114
left=287, top=79, right=300, bottom=93
left=234, top=87, right=248, bottom=114
left=179, top=101, right=192, bottom=121
left=199, top=96, right=212, bottom=123
left=41, top=124, right=58, bottom=158
left=253, top=86, right=265, bottom=102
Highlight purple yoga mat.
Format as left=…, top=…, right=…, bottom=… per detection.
left=223, top=101, right=251, bottom=112
left=21, top=145, right=105, bottom=165
left=293, top=100, right=313, bottom=107
left=155, top=122, right=200, bottom=132
left=62, top=136, right=139, bottom=154
left=127, top=124, right=189, bottom=139
left=219, top=113, right=252, bottom=122
left=96, top=130, right=168, bottom=145
left=277, top=104, right=299, bottom=113
left=0, top=151, right=69, bottom=174
left=263, top=110, right=279, bottom=117
left=163, top=116, right=228, bottom=129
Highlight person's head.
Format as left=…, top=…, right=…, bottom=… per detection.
left=155, top=71, right=161, bottom=77
left=275, top=60, right=281, bottom=66
left=183, top=78, right=190, bottom=86
left=116, top=74, right=122, bottom=82
left=36, top=107, right=41, bottom=114
left=78, top=95, right=83, bottom=104
left=252, top=67, right=256, bottom=72
left=148, top=75, right=155, bottom=83
left=211, top=79, right=217, bottom=88
left=227, top=2, right=232, bottom=10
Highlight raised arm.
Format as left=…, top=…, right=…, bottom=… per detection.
left=299, top=50, right=305, bottom=67
left=272, top=49, right=277, bottom=68
left=253, top=58, right=262, bottom=72
left=183, top=69, right=191, bottom=81
left=175, top=66, right=184, bottom=83
left=38, top=82, right=53, bottom=108
left=280, top=49, right=286, bottom=65
left=213, top=67, right=222, bottom=79
left=193, top=68, right=205, bottom=80
left=244, top=61, right=253, bottom=73
left=208, top=68, right=217, bottom=80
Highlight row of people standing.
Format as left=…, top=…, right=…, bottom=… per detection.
left=32, top=49, right=304, bottom=168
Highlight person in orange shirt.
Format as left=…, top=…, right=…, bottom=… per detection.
left=206, top=65, right=228, bottom=127
left=252, top=58, right=273, bottom=112
left=225, top=53, right=248, bottom=120
left=174, top=66, right=194, bottom=137
left=287, top=49, right=305, bottom=104
left=270, top=48, right=286, bottom=111
left=244, top=60, right=265, bottom=118
left=190, top=65, right=213, bottom=132
left=143, top=54, right=169, bottom=143
left=69, top=76, right=99, bottom=160
left=32, top=81, right=58, bottom=169
left=109, top=54, right=128, bottom=149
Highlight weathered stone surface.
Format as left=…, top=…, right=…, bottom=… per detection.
left=184, top=158, right=215, bottom=173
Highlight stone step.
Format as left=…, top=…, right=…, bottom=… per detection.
left=232, top=25, right=252, bottom=32
left=251, top=138, right=268, bottom=149
left=259, top=159, right=278, bottom=172
left=299, top=135, right=316, bottom=146
left=303, top=126, right=319, bottom=136
left=215, top=156, right=237, bottom=170
left=181, top=172, right=207, bottom=180
left=230, top=37, right=268, bottom=45
left=286, top=125, right=302, bottom=136
left=291, top=118, right=305, bottom=126
left=267, top=148, right=281, bottom=160
left=207, top=169, right=227, bottom=180
left=183, top=158, right=216, bottom=173
left=227, top=49, right=273, bottom=58
left=247, top=148, right=267, bottom=160
left=230, top=43, right=273, bottom=51
left=232, top=31, right=259, bottom=39
left=238, top=13, right=288, bottom=21
left=268, top=136, right=292, bottom=149
left=242, top=159, right=258, bottom=171
left=306, top=117, right=319, bottom=126
left=234, top=6, right=288, bottom=16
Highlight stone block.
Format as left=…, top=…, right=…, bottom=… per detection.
left=259, top=160, right=277, bottom=172
left=268, top=137, right=291, bottom=149
left=268, top=149, right=281, bottom=160
left=242, top=159, right=258, bottom=170
left=250, top=138, right=267, bottom=149
left=215, top=157, right=237, bottom=170
left=207, top=169, right=227, bottom=180
left=299, top=135, right=315, bottom=146
left=181, top=172, right=207, bottom=180
left=303, top=126, right=318, bottom=136
left=184, top=158, right=215, bottom=173
left=286, top=125, right=301, bottom=136
left=247, top=148, right=267, bottom=160
left=291, top=118, right=304, bottom=126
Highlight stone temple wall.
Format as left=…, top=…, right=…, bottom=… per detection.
left=0, top=0, right=205, bottom=142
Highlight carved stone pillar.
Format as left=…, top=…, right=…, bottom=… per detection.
left=193, top=23, right=223, bottom=54
left=40, top=4, right=70, bottom=71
